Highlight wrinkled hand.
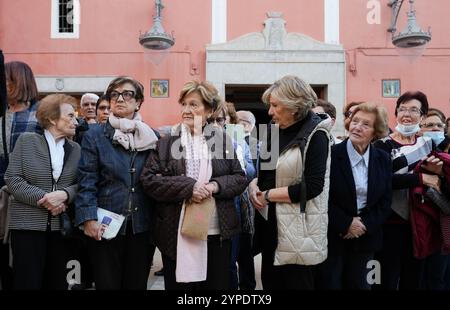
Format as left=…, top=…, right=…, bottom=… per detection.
left=50, top=203, right=67, bottom=216
left=204, top=182, right=219, bottom=195
left=254, top=191, right=269, bottom=210
left=421, top=155, right=443, bottom=176
left=422, top=173, right=442, bottom=193
left=191, top=182, right=211, bottom=203
left=249, top=178, right=265, bottom=210
left=38, top=191, right=68, bottom=210
left=343, top=217, right=366, bottom=239
left=84, top=220, right=104, bottom=241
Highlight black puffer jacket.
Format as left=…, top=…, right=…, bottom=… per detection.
left=140, top=125, right=248, bottom=260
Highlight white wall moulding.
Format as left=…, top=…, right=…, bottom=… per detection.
left=36, top=76, right=117, bottom=93
left=212, top=0, right=227, bottom=44
left=324, top=0, right=340, bottom=44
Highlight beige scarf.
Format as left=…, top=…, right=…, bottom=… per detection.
left=108, top=113, right=158, bottom=151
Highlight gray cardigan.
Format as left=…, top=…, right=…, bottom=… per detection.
left=5, top=132, right=80, bottom=231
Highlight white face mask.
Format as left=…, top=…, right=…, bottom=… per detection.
left=395, top=123, right=421, bottom=137
left=423, top=131, right=446, bottom=146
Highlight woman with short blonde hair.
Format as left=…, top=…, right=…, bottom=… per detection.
left=317, top=102, right=392, bottom=289
left=262, top=75, right=317, bottom=122
left=249, top=75, right=331, bottom=289
left=350, top=102, right=389, bottom=140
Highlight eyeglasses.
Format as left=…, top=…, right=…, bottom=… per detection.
left=350, top=118, right=373, bottom=130
left=316, top=112, right=330, bottom=118
left=110, top=90, right=136, bottom=102
left=208, top=117, right=226, bottom=124
left=344, top=111, right=353, bottom=118
left=397, top=107, right=422, bottom=115
left=421, top=122, right=445, bottom=129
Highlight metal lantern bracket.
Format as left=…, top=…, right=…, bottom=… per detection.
left=139, top=0, right=175, bottom=50
left=387, top=0, right=431, bottom=48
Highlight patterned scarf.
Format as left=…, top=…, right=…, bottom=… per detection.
left=175, top=124, right=212, bottom=283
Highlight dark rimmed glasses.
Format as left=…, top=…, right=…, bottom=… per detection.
left=208, top=116, right=226, bottom=125
left=110, top=90, right=136, bottom=102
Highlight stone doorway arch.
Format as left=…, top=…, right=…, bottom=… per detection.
left=206, top=12, right=346, bottom=135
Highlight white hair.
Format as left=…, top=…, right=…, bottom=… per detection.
left=236, top=110, right=256, bottom=126
left=81, top=93, right=99, bottom=104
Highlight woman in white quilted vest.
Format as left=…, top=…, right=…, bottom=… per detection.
left=249, top=75, right=332, bottom=289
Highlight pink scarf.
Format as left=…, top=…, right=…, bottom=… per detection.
left=175, top=124, right=212, bottom=283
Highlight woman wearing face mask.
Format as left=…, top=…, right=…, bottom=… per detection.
left=419, top=107, right=450, bottom=290
left=421, top=108, right=450, bottom=153
left=373, top=91, right=443, bottom=290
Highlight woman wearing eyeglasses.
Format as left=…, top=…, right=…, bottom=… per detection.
left=420, top=108, right=450, bottom=153
left=210, top=102, right=257, bottom=290
left=373, top=91, right=443, bottom=290
left=419, top=107, right=450, bottom=290
left=75, top=76, right=159, bottom=290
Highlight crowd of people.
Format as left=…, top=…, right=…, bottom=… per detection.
left=0, top=60, right=449, bottom=290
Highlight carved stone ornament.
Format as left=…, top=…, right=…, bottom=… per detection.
left=55, top=78, right=64, bottom=91
left=263, top=12, right=287, bottom=50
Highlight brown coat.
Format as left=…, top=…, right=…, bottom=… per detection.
left=140, top=126, right=248, bottom=260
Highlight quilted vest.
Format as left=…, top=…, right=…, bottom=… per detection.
left=274, top=122, right=331, bottom=266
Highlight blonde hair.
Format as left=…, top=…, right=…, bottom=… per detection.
left=178, top=80, right=222, bottom=112
left=350, top=102, right=389, bottom=140
left=262, top=75, right=317, bottom=120
left=37, top=94, right=77, bottom=129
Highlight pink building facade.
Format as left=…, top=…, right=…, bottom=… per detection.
left=1, top=0, right=449, bottom=134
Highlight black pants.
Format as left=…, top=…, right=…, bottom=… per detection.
left=0, top=240, right=12, bottom=290
left=237, top=232, right=256, bottom=290
left=11, top=230, right=70, bottom=290
left=316, top=243, right=374, bottom=290
left=162, top=235, right=231, bottom=290
left=88, top=225, right=152, bottom=290
left=261, top=253, right=315, bottom=290
left=257, top=209, right=315, bottom=290
left=422, top=251, right=448, bottom=290
left=374, top=224, right=424, bottom=290
left=64, top=232, right=95, bottom=288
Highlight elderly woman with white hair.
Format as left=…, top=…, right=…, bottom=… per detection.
left=249, top=75, right=332, bottom=289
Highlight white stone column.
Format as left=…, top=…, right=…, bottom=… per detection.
left=324, top=0, right=340, bottom=44
left=212, top=0, right=227, bottom=44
